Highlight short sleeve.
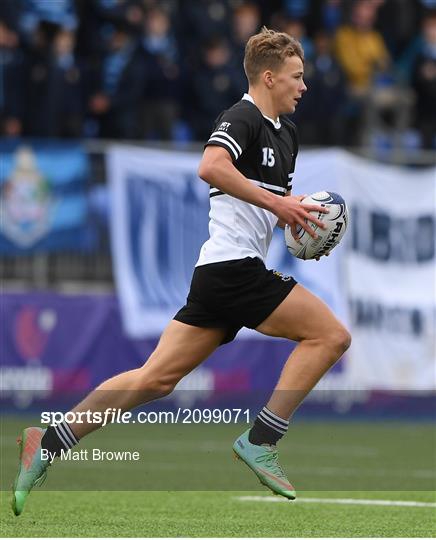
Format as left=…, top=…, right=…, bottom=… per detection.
left=205, top=105, right=260, bottom=162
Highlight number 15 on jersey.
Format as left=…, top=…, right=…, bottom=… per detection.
left=262, top=147, right=275, bottom=167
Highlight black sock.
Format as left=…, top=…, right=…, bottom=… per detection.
left=248, top=406, right=289, bottom=446
left=41, top=421, right=79, bottom=457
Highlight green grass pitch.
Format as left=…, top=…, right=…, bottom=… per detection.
left=1, top=416, right=435, bottom=537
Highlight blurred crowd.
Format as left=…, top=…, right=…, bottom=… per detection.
left=1, top=0, right=435, bottom=149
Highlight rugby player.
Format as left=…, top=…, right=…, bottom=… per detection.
left=12, top=27, right=351, bottom=515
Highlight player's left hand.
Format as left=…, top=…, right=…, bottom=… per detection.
left=287, top=194, right=328, bottom=243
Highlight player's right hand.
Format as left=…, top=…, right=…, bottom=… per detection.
left=273, top=195, right=329, bottom=241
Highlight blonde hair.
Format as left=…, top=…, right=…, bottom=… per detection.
left=244, top=26, right=304, bottom=84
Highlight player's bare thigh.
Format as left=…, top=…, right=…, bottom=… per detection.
left=139, top=320, right=226, bottom=388
left=255, top=283, right=350, bottom=344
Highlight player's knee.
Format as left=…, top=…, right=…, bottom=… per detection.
left=151, top=376, right=177, bottom=398
left=326, top=325, right=351, bottom=357
left=136, top=369, right=178, bottom=398
left=154, top=379, right=176, bottom=398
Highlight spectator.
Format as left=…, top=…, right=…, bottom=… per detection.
left=334, top=0, right=390, bottom=94
left=230, top=2, right=261, bottom=95
left=300, top=0, right=343, bottom=37
left=188, top=37, right=240, bottom=140
left=182, top=0, right=232, bottom=60
left=334, top=0, right=391, bottom=144
left=26, top=28, right=84, bottom=137
left=0, top=21, right=26, bottom=137
left=232, top=2, right=261, bottom=51
left=76, top=0, right=143, bottom=56
left=281, top=18, right=314, bottom=60
left=320, top=0, right=343, bottom=35
left=376, top=0, right=421, bottom=59
left=23, top=21, right=54, bottom=136
left=141, top=6, right=181, bottom=141
left=87, top=23, right=146, bottom=139
left=412, top=10, right=436, bottom=148
left=292, top=31, right=347, bottom=145
left=18, top=0, right=77, bottom=46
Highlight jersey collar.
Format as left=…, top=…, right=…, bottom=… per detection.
left=242, top=93, right=281, bottom=130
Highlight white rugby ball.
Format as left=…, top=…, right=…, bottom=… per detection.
left=284, top=191, right=348, bottom=260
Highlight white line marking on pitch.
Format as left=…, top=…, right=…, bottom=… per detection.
left=235, top=496, right=436, bottom=508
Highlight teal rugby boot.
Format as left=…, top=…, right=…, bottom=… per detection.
left=12, top=427, right=49, bottom=516
left=233, top=428, right=296, bottom=500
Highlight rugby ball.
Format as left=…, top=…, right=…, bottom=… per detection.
left=284, top=191, right=348, bottom=260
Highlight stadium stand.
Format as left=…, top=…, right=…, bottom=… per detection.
left=0, top=0, right=435, bottom=149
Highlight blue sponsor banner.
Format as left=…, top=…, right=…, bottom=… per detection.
left=126, top=171, right=209, bottom=308
left=0, top=140, right=96, bottom=254
left=108, top=147, right=211, bottom=336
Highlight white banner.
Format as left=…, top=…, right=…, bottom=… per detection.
left=108, top=146, right=436, bottom=390
left=339, top=153, right=436, bottom=390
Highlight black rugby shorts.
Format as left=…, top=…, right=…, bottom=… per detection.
left=173, top=256, right=297, bottom=344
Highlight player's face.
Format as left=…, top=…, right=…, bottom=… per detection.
left=272, top=55, right=307, bottom=115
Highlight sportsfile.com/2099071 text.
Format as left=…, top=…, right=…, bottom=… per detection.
left=40, top=408, right=251, bottom=427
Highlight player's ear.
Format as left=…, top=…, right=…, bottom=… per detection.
left=263, top=70, right=274, bottom=88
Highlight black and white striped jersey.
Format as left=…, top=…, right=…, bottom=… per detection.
left=196, top=93, right=299, bottom=266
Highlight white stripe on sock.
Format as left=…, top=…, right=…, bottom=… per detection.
left=56, top=422, right=78, bottom=448
left=263, top=407, right=289, bottom=427
left=54, top=425, right=72, bottom=449
left=63, top=422, right=79, bottom=444
left=57, top=423, right=75, bottom=447
left=258, top=412, right=287, bottom=434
